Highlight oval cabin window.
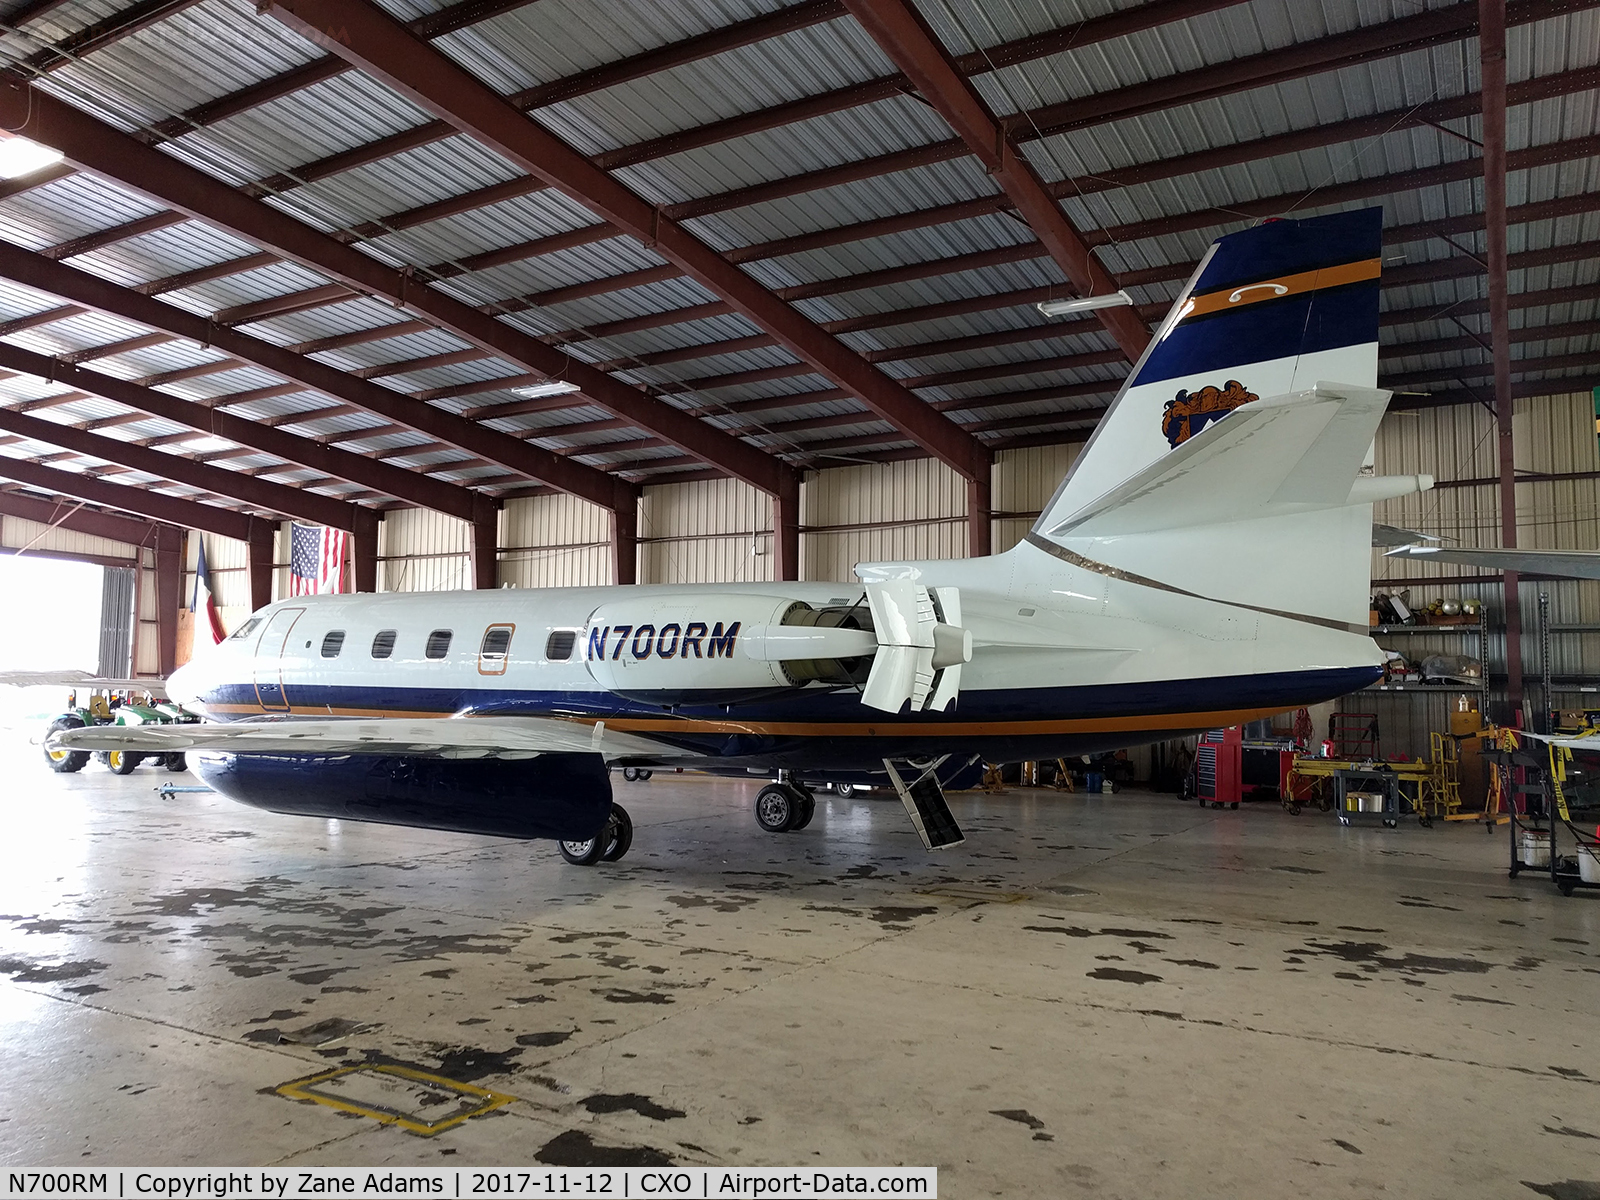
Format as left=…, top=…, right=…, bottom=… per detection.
left=425, top=629, right=453, bottom=660
left=320, top=631, right=345, bottom=658
left=371, top=629, right=397, bottom=659
left=545, top=630, right=576, bottom=662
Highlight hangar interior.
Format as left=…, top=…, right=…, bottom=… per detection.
left=0, top=0, right=1598, bottom=1190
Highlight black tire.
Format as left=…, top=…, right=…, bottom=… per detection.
left=100, top=749, right=142, bottom=775
left=621, top=766, right=638, bottom=782
left=791, top=793, right=816, bottom=830
left=1229, top=802, right=1239, bottom=810
left=558, top=832, right=606, bottom=866
left=835, top=782, right=855, bottom=799
left=43, top=716, right=89, bottom=774
left=1559, top=881, right=1576, bottom=897
left=636, top=769, right=652, bottom=781
left=755, top=784, right=797, bottom=833
left=602, top=804, right=633, bottom=862
left=164, top=753, right=188, bottom=773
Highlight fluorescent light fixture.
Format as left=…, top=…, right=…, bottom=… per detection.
left=511, top=380, right=581, bottom=399
left=0, top=135, right=64, bottom=180
left=1036, top=290, right=1134, bottom=317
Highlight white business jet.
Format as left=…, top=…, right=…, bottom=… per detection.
left=53, top=207, right=1431, bottom=863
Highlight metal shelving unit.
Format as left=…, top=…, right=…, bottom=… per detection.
left=1366, top=611, right=1491, bottom=696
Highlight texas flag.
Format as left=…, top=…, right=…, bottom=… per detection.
left=191, top=536, right=227, bottom=644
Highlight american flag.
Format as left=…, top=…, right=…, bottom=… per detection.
left=289, top=524, right=348, bottom=595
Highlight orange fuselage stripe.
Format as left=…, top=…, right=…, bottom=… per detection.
left=202, top=701, right=1287, bottom=737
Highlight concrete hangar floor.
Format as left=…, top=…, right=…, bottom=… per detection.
left=1, top=746, right=1597, bottom=1198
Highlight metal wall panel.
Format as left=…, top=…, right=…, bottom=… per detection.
left=379, top=507, right=473, bottom=593
left=992, top=443, right=1081, bottom=553
left=0, top=514, right=140, bottom=564
left=501, top=493, right=613, bottom=589
left=801, top=458, right=968, bottom=583
left=640, top=477, right=774, bottom=586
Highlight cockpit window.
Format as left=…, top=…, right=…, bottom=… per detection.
left=425, top=629, right=453, bottom=660
left=371, top=629, right=397, bottom=659
left=320, top=631, right=345, bottom=658
left=230, top=616, right=264, bottom=641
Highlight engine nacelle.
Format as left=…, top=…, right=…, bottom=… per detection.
left=583, top=594, right=873, bottom=705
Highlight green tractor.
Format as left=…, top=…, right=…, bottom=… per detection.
left=43, top=688, right=200, bottom=775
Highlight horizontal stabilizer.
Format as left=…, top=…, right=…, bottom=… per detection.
left=1048, top=383, right=1428, bottom=538
left=1385, top=544, right=1600, bottom=581
left=1373, top=524, right=1442, bottom=547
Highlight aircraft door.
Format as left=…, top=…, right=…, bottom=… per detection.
left=252, top=607, right=305, bottom=711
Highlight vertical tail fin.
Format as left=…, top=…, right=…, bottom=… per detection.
left=1023, top=208, right=1425, bottom=629
left=1037, top=207, right=1385, bottom=533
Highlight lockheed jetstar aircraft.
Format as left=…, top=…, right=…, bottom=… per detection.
left=54, top=207, right=1432, bottom=865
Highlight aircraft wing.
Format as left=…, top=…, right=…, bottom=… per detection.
left=49, top=715, right=695, bottom=761
left=0, top=669, right=167, bottom=696
left=1384, top=544, right=1600, bottom=580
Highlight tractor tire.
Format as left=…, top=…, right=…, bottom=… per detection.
left=43, top=716, right=89, bottom=774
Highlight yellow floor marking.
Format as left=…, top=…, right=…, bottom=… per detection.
left=275, top=1063, right=515, bottom=1135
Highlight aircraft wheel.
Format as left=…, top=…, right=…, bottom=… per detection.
left=621, top=766, right=639, bottom=782
left=636, top=769, right=652, bottom=781
left=100, top=750, right=142, bottom=775
left=165, top=753, right=188, bottom=773
left=43, top=716, right=89, bottom=774
left=558, top=832, right=606, bottom=866
left=602, top=804, right=633, bottom=862
left=755, top=784, right=798, bottom=833
left=835, top=782, right=855, bottom=799
left=791, top=792, right=816, bottom=830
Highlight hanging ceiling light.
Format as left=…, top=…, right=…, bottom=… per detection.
left=511, top=380, right=582, bottom=399
left=1036, top=290, right=1134, bottom=317
left=0, top=135, right=64, bottom=180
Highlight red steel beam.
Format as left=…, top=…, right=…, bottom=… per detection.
left=0, top=488, right=166, bottom=547
left=0, top=334, right=486, bottom=524
left=0, top=84, right=782, bottom=502
left=267, top=0, right=988, bottom=483
left=0, top=454, right=259, bottom=541
left=841, top=0, right=1148, bottom=362
left=1482, top=0, right=1523, bottom=720
left=0, top=405, right=360, bottom=530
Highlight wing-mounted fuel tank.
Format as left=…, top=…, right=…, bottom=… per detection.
left=583, top=594, right=878, bottom=707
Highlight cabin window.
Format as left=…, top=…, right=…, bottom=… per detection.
left=371, top=629, right=397, bottom=659
left=230, top=616, right=264, bottom=641
left=545, top=630, right=576, bottom=662
left=320, top=631, right=345, bottom=658
left=425, top=629, right=453, bottom=660
left=479, top=625, right=514, bottom=676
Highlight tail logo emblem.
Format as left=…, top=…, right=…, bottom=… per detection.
left=1162, top=380, right=1258, bottom=448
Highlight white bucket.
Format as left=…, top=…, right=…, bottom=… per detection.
left=1521, top=829, right=1552, bottom=868
left=1579, top=844, right=1600, bottom=885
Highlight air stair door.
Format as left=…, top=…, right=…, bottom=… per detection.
left=253, top=607, right=304, bottom=711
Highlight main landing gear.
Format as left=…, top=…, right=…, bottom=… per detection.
left=754, top=775, right=815, bottom=833
left=558, top=803, right=633, bottom=866
left=620, top=766, right=653, bottom=782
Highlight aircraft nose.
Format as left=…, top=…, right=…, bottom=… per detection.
left=166, top=660, right=203, bottom=708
